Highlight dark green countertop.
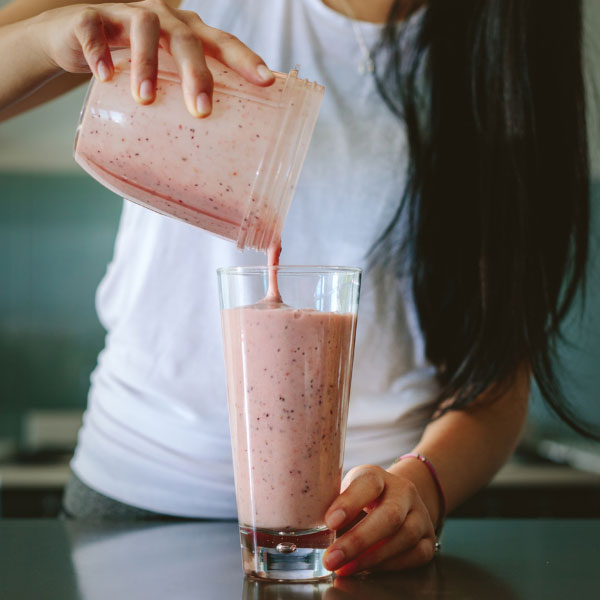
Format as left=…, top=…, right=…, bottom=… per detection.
left=0, top=519, right=598, bottom=599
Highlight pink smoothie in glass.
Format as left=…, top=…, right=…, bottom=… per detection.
left=221, top=304, right=356, bottom=531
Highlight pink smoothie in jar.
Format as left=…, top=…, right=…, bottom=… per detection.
left=74, top=49, right=324, bottom=251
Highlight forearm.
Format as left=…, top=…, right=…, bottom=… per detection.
left=0, top=0, right=134, bottom=118
left=0, top=71, right=90, bottom=122
left=0, top=18, right=62, bottom=113
left=389, top=366, right=530, bottom=527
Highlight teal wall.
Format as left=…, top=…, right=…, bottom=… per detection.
left=0, top=0, right=598, bottom=449
left=528, top=183, right=600, bottom=440
left=0, top=173, right=599, bottom=447
left=0, top=174, right=121, bottom=442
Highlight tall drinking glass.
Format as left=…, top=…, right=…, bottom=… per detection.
left=218, top=266, right=361, bottom=581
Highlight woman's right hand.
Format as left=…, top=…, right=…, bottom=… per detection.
left=28, top=0, right=275, bottom=117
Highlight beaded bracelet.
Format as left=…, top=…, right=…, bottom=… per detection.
left=394, top=453, right=446, bottom=537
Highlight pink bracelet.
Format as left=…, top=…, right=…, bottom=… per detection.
left=395, top=453, right=446, bottom=537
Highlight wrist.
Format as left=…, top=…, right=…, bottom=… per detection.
left=26, top=15, right=64, bottom=76
left=0, top=18, right=62, bottom=114
left=387, top=454, right=445, bottom=534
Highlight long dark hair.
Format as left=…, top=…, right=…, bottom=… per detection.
left=371, top=0, right=597, bottom=439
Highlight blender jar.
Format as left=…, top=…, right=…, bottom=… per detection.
left=74, top=49, right=324, bottom=251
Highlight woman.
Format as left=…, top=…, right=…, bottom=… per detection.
left=0, top=0, right=593, bottom=576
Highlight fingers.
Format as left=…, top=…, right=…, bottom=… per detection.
left=325, top=466, right=387, bottom=531
left=322, top=466, right=436, bottom=575
left=159, top=11, right=213, bottom=117
left=323, top=496, right=417, bottom=572
left=110, top=1, right=211, bottom=116
left=186, top=19, right=275, bottom=86
left=334, top=512, right=435, bottom=576
left=322, top=466, right=390, bottom=571
left=73, top=8, right=114, bottom=81
left=71, top=1, right=273, bottom=117
left=127, top=8, right=160, bottom=104
left=324, top=497, right=410, bottom=571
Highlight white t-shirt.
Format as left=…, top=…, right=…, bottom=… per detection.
left=71, top=0, right=439, bottom=518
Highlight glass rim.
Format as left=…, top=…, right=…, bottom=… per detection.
left=217, top=265, right=362, bottom=276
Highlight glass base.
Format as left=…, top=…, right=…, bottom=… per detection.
left=240, top=525, right=334, bottom=582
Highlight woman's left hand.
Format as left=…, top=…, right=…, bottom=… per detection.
left=322, top=465, right=437, bottom=576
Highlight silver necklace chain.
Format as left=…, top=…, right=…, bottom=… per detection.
left=338, top=0, right=375, bottom=75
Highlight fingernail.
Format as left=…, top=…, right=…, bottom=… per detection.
left=326, top=509, right=346, bottom=530
left=139, top=79, right=154, bottom=102
left=97, top=60, right=110, bottom=83
left=256, top=64, right=274, bottom=82
left=324, top=549, right=345, bottom=571
left=196, top=92, right=211, bottom=116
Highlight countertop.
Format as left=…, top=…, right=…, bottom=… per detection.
left=0, top=518, right=598, bottom=600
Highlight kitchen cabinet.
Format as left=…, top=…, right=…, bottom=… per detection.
left=2, top=459, right=600, bottom=518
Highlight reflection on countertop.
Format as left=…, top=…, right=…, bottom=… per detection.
left=241, top=557, right=518, bottom=600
